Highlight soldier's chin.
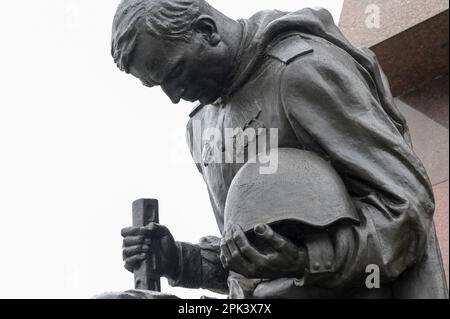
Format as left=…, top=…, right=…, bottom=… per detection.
left=199, top=93, right=219, bottom=105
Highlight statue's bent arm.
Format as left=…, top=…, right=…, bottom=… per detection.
left=279, top=53, right=435, bottom=287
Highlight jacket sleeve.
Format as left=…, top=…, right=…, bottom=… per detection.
left=279, top=51, right=435, bottom=288
left=168, top=237, right=229, bottom=294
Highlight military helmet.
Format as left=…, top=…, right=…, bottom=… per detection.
left=224, top=148, right=359, bottom=235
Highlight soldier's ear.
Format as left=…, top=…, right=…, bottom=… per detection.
left=193, top=15, right=221, bottom=46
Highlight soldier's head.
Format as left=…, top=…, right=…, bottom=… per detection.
left=111, top=0, right=241, bottom=105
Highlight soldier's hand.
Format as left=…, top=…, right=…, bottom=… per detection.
left=220, top=224, right=308, bottom=279
left=121, top=223, right=179, bottom=280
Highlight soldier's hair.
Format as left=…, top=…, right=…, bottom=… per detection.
left=111, top=0, right=203, bottom=73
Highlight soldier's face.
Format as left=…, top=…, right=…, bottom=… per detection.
left=128, top=30, right=230, bottom=105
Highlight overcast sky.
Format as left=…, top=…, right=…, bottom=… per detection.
left=0, top=0, right=343, bottom=299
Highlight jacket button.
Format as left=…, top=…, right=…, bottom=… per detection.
left=325, top=262, right=333, bottom=270
left=313, top=262, right=321, bottom=271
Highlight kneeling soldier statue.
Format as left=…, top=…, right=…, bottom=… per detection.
left=97, top=0, right=448, bottom=299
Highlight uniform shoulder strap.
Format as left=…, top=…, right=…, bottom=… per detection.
left=267, top=35, right=314, bottom=64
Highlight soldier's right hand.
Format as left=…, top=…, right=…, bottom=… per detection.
left=121, top=223, right=180, bottom=280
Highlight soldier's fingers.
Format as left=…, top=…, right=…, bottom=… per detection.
left=227, top=237, right=247, bottom=266
left=220, top=252, right=229, bottom=269
left=232, top=226, right=267, bottom=263
left=123, top=236, right=144, bottom=247
left=124, top=254, right=147, bottom=269
left=254, top=224, right=299, bottom=259
left=227, top=248, right=250, bottom=273
left=124, top=263, right=134, bottom=273
left=222, top=248, right=252, bottom=277
left=221, top=233, right=258, bottom=277
left=223, top=227, right=256, bottom=274
left=122, top=245, right=149, bottom=259
left=220, top=237, right=232, bottom=268
left=142, top=223, right=171, bottom=238
left=121, top=227, right=146, bottom=237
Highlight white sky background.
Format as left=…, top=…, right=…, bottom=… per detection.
left=0, top=0, right=343, bottom=299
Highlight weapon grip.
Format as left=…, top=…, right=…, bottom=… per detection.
left=132, top=199, right=161, bottom=292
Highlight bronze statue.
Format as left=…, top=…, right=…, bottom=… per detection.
left=104, top=0, right=448, bottom=299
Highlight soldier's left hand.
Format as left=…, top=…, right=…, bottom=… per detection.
left=220, top=224, right=308, bottom=279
